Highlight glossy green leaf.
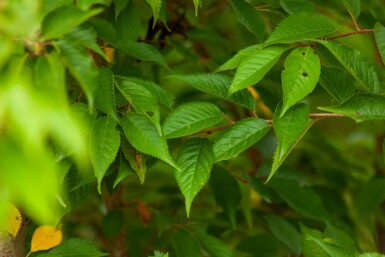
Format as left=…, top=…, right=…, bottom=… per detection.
left=41, top=0, right=72, bottom=17
left=375, top=23, right=385, bottom=65
left=95, top=67, right=117, bottom=120
left=269, top=104, right=313, bottom=180
left=168, top=73, right=255, bottom=110
left=171, top=229, right=201, bottom=257
left=342, top=0, right=361, bottom=18
left=90, top=117, right=120, bottom=192
left=280, top=0, right=315, bottom=14
left=113, top=153, right=134, bottom=188
left=265, top=215, right=302, bottom=255
left=315, top=40, right=379, bottom=94
left=216, top=44, right=262, bottom=72
left=319, top=94, right=385, bottom=122
left=270, top=178, right=328, bottom=220
left=213, top=118, right=269, bottom=162
left=121, top=139, right=148, bottom=184
left=229, top=45, right=287, bottom=95
left=47, top=238, right=107, bottom=256
left=195, top=233, right=232, bottom=257
left=57, top=41, right=98, bottom=107
left=209, top=166, right=241, bottom=227
left=176, top=138, right=214, bottom=215
left=229, top=0, right=264, bottom=39
left=41, top=6, right=102, bottom=40
left=146, top=0, right=162, bottom=27
left=114, top=41, right=168, bottom=68
left=318, top=66, right=355, bottom=104
left=281, top=46, right=321, bottom=116
left=113, top=0, right=129, bottom=19
left=162, top=102, right=224, bottom=139
left=263, top=12, right=335, bottom=46
left=122, top=112, right=177, bottom=169
left=306, top=236, right=355, bottom=257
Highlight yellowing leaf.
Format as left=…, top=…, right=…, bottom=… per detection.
left=7, top=204, right=22, bottom=237
left=31, top=225, right=63, bottom=252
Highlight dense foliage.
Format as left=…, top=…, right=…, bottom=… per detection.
left=1, top=0, right=385, bottom=256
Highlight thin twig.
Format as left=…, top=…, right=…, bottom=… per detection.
left=326, top=29, right=374, bottom=41
left=191, top=124, right=232, bottom=136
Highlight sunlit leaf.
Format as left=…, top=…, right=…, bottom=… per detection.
left=6, top=204, right=22, bottom=238
left=31, top=226, right=63, bottom=252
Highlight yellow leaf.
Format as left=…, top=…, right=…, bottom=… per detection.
left=6, top=204, right=22, bottom=237
left=31, top=225, right=63, bottom=252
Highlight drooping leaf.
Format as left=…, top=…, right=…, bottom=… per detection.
left=213, top=118, right=270, bottom=162
left=318, top=66, right=355, bottom=104
left=374, top=23, right=385, bottom=65
left=88, top=18, right=117, bottom=43
left=265, top=215, right=302, bottom=255
left=209, top=166, right=241, bottom=227
left=95, top=67, right=117, bottom=120
left=280, top=0, right=315, bottom=14
left=162, top=102, right=224, bottom=139
left=89, top=117, right=120, bottom=192
left=6, top=204, right=22, bottom=238
left=114, top=41, right=168, bottom=68
left=229, top=0, right=264, bottom=39
left=315, top=40, right=379, bottom=94
left=229, top=45, right=288, bottom=95
left=195, top=232, right=233, bottom=257
left=31, top=226, right=63, bottom=252
left=113, top=153, right=134, bottom=188
left=263, top=12, right=335, bottom=46
left=113, top=0, right=130, bottom=19
left=192, top=0, right=201, bottom=16
left=115, top=1, right=141, bottom=41
left=176, top=138, right=214, bottom=215
left=146, top=0, right=162, bottom=27
left=171, top=229, right=201, bottom=257
left=122, top=112, right=178, bottom=169
left=168, top=73, right=255, bottom=110
left=319, top=94, right=385, bottom=122
left=306, top=236, right=356, bottom=257
left=269, top=104, right=313, bottom=181
left=41, top=0, right=72, bottom=17
left=281, top=46, right=321, bottom=116
left=121, top=139, right=148, bottom=184
left=341, top=0, right=361, bottom=18
left=41, top=6, right=102, bottom=40
left=48, top=238, right=107, bottom=256
left=216, top=44, right=262, bottom=72
left=57, top=41, right=98, bottom=107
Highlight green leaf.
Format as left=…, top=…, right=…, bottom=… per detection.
left=357, top=178, right=385, bottom=215
left=192, top=0, right=201, bottom=16
left=57, top=41, right=98, bottom=107
left=95, top=67, right=117, bottom=120
left=236, top=234, right=279, bottom=255
left=209, top=166, right=241, bottom=227
left=319, top=94, right=385, bottom=122
left=302, top=226, right=329, bottom=257
left=281, top=46, right=321, bottom=116
left=306, top=236, right=356, bottom=257
left=375, top=23, right=385, bottom=65
left=176, top=138, right=214, bottom=215
left=270, top=178, right=329, bottom=220
left=265, top=215, right=302, bottom=255
left=171, top=229, right=201, bottom=257
left=113, top=0, right=130, bottom=19
left=213, top=118, right=269, bottom=162
left=88, top=18, right=117, bottom=43
left=195, top=232, right=232, bottom=257
left=90, top=117, right=120, bottom=192
left=113, top=153, right=134, bottom=188
left=341, top=0, right=361, bottom=18
left=162, top=102, right=224, bottom=139
left=315, top=40, right=379, bottom=94
left=64, top=25, right=107, bottom=60
left=229, top=45, right=287, bottom=95
left=318, top=66, right=355, bottom=104
left=41, top=0, right=72, bottom=17
left=263, top=12, right=335, bottom=46
left=41, top=6, right=102, bottom=40
left=122, top=112, right=178, bottom=169
left=146, top=0, right=162, bottom=27
left=115, top=1, right=141, bottom=41
left=121, top=139, right=148, bottom=184
left=114, top=41, right=168, bottom=68
left=149, top=251, right=169, bottom=257
left=229, top=0, right=264, bottom=39
left=359, top=254, right=385, bottom=257
left=77, top=0, right=111, bottom=9
left=168, top=73, right=255, bottom=111
left=269, top=104, right=313, bottom=181
left=48, top=238, right=107, bottom=256
left=280, top=0, right=315, bottom=14
left=216, top=44, right=262, bottom=72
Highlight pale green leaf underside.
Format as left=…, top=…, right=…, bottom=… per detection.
left=229, top=45, right=288, bottom=95
left=146, top=0, right=162, bottom=27
left=216, top=44, right=262, bottom=72
left=263, top=12, right=335, bottom=46
left=319, top=66, right=355, bottom=104
left=229, top=0, right=264, bottom=39
left=342, top=0, right=361, bottom=18
left=169, top=73, right=255, bottom=110
left=163, top=102, right=224, bottom=139
left=269, top=104, right=313, bottom=181
left=176, top=138, right=214, bottom=216
left=213, top=117, right=270, bottom=162
left=122, top=112, right=178, bottom=169
left=315, top=40, right=379, bottom=94
left=319, top=94, right=385, bottom=122
left=281, top=46, right=321, bottom=116
left=90, top=117, right=120, bottom=192
left=41, top=6, right=102, bottom=40
left=375, top=23, right=385, bottom=65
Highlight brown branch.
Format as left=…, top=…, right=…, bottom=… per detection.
left=326, top=29, right=374, bottom=41
left=191, top=124, right=232, bottom=136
